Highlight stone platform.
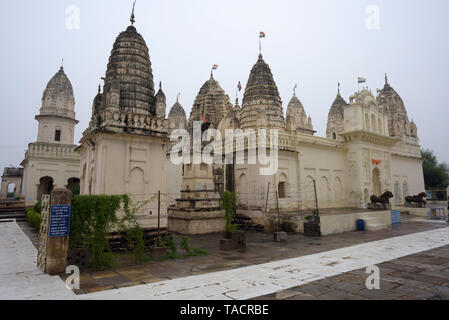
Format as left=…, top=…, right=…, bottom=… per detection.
left=238, top=207, right=392, bottom=236
left=167, top=208, right=225, bottom=235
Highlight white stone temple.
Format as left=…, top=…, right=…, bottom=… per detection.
left=15, top=10, right=425, bottom=234
left=21, top=66, right=80, bottom=207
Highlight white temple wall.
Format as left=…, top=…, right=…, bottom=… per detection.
left=22, top=156, right=79, bottom=207
left=79, top=132, right=168, bottom=228
left=166, top=158, right=183, bottom=207
left=37, top=116, right=76, bottom=145
left=298, top=144, right=346, bottom=209
left=390, top=154, right=425, bottom=206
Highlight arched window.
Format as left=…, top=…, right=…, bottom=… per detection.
left=55, top=126, right=62, bottom=142
left=304, top=176, right=315, bottom=202
left=42, top=125, right=49, bottom=141
left=319, top=177, right=330, bottom=203
left=333, top=132, right=337, bottom=140
left=394, top=182, right=400, bottom=204
left=278, top=174, right=288, bottom=199
left=334, top=177, right=344, bottom=204
left=371, top=114, right=377, bottom=133
left=365, top=114, right=370, bottom=131
left=402, top=182, right=408, bottom=202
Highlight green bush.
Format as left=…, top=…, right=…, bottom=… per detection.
left=71, top=185, right=80, bottom=195
left=33, top=201, right=42, bottom=214
left=220, top=191, right=238, bottom=237
left=70, top=195, right=122, bottom=268
left=26, top=209, right=41, bottom=230
left=163, top=234, right=180, bottom=259
left=70, top=194, right=149, bottom=268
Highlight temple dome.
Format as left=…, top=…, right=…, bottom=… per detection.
left=218, top=99, right=241, bottom=136
left=187, top=73, right=233, bottom=131
left=376, top=75, right=410, bottom=137
left=103, top=25, right=155, bottom=114
left=328, top=91, right=348, bottom=120
left=376, top=76, right=408, bottom=116
left=240, top=54, right=284, bottom=129
left=168, top=100, right=186, bottom=119
left=155, top=83, right=166, bottom=102
left=286, top=93, right=313, bottom=134
left=41, top=67, right=76, bottom=119
left=326, top=88, right=348, bottom=140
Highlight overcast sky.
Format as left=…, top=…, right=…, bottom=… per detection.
left=1, top=0, right=448, bottom=172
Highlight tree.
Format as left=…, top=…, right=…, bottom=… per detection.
left=422, top=149, right=449, bottom=190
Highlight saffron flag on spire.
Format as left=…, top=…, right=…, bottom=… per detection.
left=201, top=114, right=206, bottom=124
left=237, top=81, right=242, bottom=91
left=260, top=31, right=266, bottom=38
left=212, top=64, right=219, bottom=70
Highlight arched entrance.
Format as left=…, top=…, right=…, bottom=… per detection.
left=67, top=178, right=80, bottom=194
left=7, top=183, right=16, bottom=198
left=238, top=173, right=248, bottom=207
left=129, top=167, right=145, bottom=202
left=37, top=176, right=54, bottom=202
left=364, top=189, right=370, bottom=206
left=372, top=168, right=381, bottom=196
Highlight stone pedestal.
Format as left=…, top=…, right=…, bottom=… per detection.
left=168, top=163, right=225, bottom=235
left=274, top=231, right=287, bottom=242
left=368, top=203, right=391, bottom=210
left=37, top=188, right=72, bottom=275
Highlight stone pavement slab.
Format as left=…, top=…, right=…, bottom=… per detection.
left=0, top=222, right=75, bottom=300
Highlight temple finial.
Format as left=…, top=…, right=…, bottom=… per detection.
left=177, top=93, right=180, bottom=103
left=338, top=82, right=341, bottom=95
left=293, top=83, right=298, bottom=95
left=385, top=73, right=388, bottom=85
left=130, top=0, right=136, bottom=25
left=159, top=81, right=162, bottom=90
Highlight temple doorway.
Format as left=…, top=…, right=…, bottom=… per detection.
left=7, top=183, right=16, bottom=198
left=37, top=176, right=54, bottom=202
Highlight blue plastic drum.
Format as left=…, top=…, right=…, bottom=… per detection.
left=357, top=219, right=365, bottom=231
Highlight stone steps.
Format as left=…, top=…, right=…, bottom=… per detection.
left=360, top=214, right=388, bottom=231
left=0, top=210, right=27, bottom=222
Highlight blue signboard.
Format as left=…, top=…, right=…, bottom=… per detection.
left=49, top=205, right=71, bottom=237
left=391, top=210, right=401, bottom=224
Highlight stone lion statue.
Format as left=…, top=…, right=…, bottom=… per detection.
left=405, top=192, right=427, bottom=208
left=370, top=191, right=394, bottom=204
left=368, top=191, right=394, bottom=210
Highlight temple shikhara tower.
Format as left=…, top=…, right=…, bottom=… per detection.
left=77, top=15, right=169, bottom=228
left=21, top=66, right=80, bottom=207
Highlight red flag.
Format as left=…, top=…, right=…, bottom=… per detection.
left=201, top=114, right=206, bottom=124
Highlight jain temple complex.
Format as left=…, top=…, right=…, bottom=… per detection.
left=13, top=16, right=425, bottom=234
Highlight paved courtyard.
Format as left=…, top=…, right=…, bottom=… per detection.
left=255, top=245, right=449, bottom=300
left=1, top=219, right=448, bottom=300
